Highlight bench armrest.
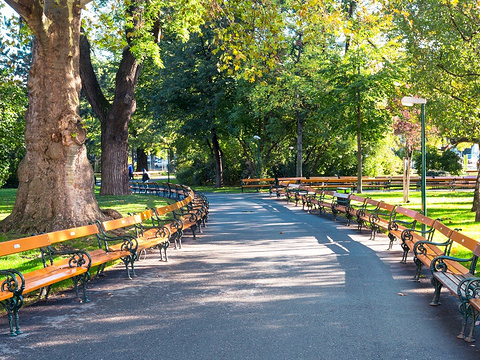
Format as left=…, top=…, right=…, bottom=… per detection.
left=413, top=239, right=452, bottom=257
left=430, top=254, right=475, bottom=273
left=153, top=217, right=183, bottom=231
left=0, top=269, right=25, bottom=296
left=400, top=227, right=429, bottom=242
left=51, top=249, right=92, bottom=269
left=457, top=277, right=479, bottom=302
left=95, top=232, right=138, bottom=254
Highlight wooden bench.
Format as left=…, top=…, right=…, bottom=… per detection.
left=93, top=217, right=140, bottom=279
left=299, top=186, right=318, bottom=212
left=430, top=230, right=480, bottom=306
left=345, top=194, right=369, bottom=230
left=461, top=275, right=480, bottom=342
left=0, top=231, right=92, bottom=336
left=130, top=180, right=143, bottom=193
left=387, top=206, right=420, bottom=254
left=270, top=181, right=290, bottom=198
left=411, top=220, right=452, bottom=281
left=310, top=190, right=335, bottom=215
left=241, top=178, right=274, bottom=192
left=356, top=200, right=395, bottom=241
left=452, top=177, right=477, bottom=190
left=132, top=209, right=174, bottom=259
left=351, top=198, right=381, bottom=236
left=429, top=231, right=480, bottom=342
left=283, top=184, right=304, bottom=205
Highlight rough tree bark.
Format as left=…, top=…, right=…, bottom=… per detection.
left=136, top=148, right=148, bottom=171
left=0, top=0, right=106, bottom=233
left=79, top=35, right=140, bottom=195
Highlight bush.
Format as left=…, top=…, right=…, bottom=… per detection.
left=413, top=146, right=462, bottom=176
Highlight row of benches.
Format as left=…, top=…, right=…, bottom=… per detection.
left=242, top=175, right=477, bottom=193
left=273, top=184, right=480, bottom=342
left=0, top=184, right=209, bottom=336
left=130, top=181, right=191, bottom=200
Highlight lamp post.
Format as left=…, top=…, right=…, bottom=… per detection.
left=401, top=96, right=427, bottom=230
left=253, top=135, right=261, bottom=178
left=163, top=147, right=171, bottom=183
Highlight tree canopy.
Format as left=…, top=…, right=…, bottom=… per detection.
left=3, top=0, right=480, bottom=232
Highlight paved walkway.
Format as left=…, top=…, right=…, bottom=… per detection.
left=1, top=193, right=479, bottom=359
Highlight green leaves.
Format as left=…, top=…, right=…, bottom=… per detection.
left=0, top=71, right=27, bottom=187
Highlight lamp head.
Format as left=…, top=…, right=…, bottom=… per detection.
left=401, top=96, right=427, bottom=106
left=253, top=135, right=261, bottom=141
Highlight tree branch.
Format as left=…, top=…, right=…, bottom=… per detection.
left=436, top=63, right=480, bottom=78
left=79, top=34, right=111, bottom=123
left=3, top=0, right=34, bottom=19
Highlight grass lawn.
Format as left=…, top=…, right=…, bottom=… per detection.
left=363, top=189, right=480, bottom=240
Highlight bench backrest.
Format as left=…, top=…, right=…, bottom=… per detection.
left=394, top=206, right=418, bottom=219
left=101, top=215, right=139, bottom=232
left=365, top=198, right=380, bottom=207
left=48, top=224, right=100, bottom=243
left=432, top=220, right=452, bottom=238
left=413, top=213, right=436, bottom=228
left=0, top=234, right=51, bottom=257
left=135, top=209, right=153, bottom=222
left=378, top=202, right=396, bottom=213
left=349, top=194, right=366, bottom=203
left=449, top=230, right=479, bottom=252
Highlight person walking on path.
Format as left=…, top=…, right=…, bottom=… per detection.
left=128, top=165, right=134, bottom=180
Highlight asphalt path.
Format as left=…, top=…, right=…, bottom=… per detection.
left=1, top=192, right=479, bottom=359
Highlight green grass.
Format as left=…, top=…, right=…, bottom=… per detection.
left=363, top=190, right=480, bottom=239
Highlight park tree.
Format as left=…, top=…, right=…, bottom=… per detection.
left=392, top=102, right=421, bottom=202
left=145, top=24, right=237, bottom=187
left=386, top=0, right=480, bottom=219
left=0, top=0, right=206, bottom=232
left=80, top=0, right=204, bottom=195
left=335, top=0, right=401, bottom=192
left=0, top=0, right=108, bottom=233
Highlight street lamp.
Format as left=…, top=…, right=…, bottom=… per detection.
left=401, top=96, right=427, bottom=229
left=253, top=135, right=261, bottom=178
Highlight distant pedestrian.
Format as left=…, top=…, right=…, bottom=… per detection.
left=128, top=165, right=134, bottom=180
left=142, top=168, right=151, bottom=182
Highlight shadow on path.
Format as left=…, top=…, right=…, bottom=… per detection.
left=0, top=193, right=478, bottom=359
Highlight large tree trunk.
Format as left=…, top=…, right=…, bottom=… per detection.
left=1, top=0, right=105, bottom=233
left=80, top=28, right=141, bottom=196
left=136, top=148, right=148, bottom=172
left=100, top=112, right=130, bottom=195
